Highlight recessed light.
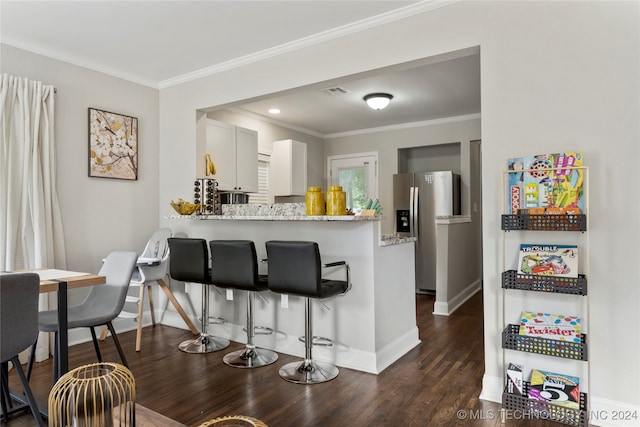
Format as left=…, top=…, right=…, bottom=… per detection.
left=269, top=108, right=281, bottom=114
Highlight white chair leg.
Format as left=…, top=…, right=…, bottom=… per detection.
left=147, top=284, right=156, bottom=325
left=135, top=282, right=146, bottom=352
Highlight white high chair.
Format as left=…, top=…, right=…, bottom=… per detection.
left=100, top=228, right=199, bottom=351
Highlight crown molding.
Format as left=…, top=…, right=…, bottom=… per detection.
left=158, top=0, right=460, bottom=89
left=1, top=40, right=159, bottom=89
left=227, top=108, right=480, bottom=140
left=3, top=1, right=459, bottom=90
left=324, top=113, right=481, bottom=139
left=228, top=107, right=325, bottom=139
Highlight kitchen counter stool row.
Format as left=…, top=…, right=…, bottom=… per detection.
left=167, top=237, right=351, bottom=384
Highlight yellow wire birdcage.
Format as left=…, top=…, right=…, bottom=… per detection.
left=48, top=362, right=135, bottom=426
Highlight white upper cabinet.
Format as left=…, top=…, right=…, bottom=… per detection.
left=203, top=119, right=258, bottom=193
left=271, top=139, right=307, bottom=196
left=234, top=126, right=258, bottom=193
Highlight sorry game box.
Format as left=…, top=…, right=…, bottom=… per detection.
left=507, top=152, right=584, bottom=214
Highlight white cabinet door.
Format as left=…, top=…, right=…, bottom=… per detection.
left=205, top=120, right=258, bottom=192
left=235, top=126, right=258, bottom=193
left=206, top=120, right=236, bottom=191
left=271, top=139, right=307, bottom=196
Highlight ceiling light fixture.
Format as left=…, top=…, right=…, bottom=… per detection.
left=268, top=108, right=281, bottom=114
left=363, top=93, right=393, bottom=110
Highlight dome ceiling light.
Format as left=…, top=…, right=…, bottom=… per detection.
left=363, top=93, right=393, bottom=110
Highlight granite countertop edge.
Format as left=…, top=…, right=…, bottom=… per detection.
left=167, top=214, right=381, bottom=221
left=380, top=235, right=417, bottom=246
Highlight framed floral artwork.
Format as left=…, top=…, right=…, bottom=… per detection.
left=88, top=108, right=138, bottom=180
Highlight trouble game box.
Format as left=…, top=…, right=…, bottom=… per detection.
left=518, top=244, right=579, bottom=278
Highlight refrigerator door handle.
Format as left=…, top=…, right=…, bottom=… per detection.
left=413, top=186, right=419, bottom=251
left=409, top=186, right=415, bottom=238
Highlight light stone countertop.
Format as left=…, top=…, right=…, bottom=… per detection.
left=167, top=202, right=382, bottom=221
left=380, top=234, right=416, bottom=246
left=166, top=204, right=420, bottom=247
left=167, top=214, right=380, bottom=221
left=165, top=203, right=419, bottom=248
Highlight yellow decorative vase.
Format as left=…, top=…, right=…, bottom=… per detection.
left=305, top=187, right=325, bottom=216
left=326, top=185, right=346, bottom=216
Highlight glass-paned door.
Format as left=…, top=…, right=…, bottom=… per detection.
left=328, top=153, right=377, bottom=211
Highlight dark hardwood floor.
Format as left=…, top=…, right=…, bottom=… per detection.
left=5, top=292, right=559, bottom=426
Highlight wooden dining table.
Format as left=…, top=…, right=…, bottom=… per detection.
left=33, top=269, right=106, bottom=381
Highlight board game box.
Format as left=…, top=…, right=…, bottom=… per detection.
left=528, top=369, right=580, bottom=410
left=507, top=363, right=524, bottom=396
left=507, top=152, right=584, bottom=214
left=518, top=311, right=582, bottom=343
left=518, top=244, right=578, bottom=278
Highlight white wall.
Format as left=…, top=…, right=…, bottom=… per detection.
left=158, top=0, right=640, bottom=414
left=1, top=45, right=160, bottom=281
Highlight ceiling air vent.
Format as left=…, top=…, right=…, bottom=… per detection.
left=320, top=86, right=350, bottom=96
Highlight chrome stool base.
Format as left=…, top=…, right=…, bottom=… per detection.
left=223, top=346, right=278, bottom=368
left=243, top=325, right=274, bottom=335
left=278, top=359, right=339, bottom=384
left=298, top=335, right=333, bottom=347
left=179, top=333, right=230, bottom=354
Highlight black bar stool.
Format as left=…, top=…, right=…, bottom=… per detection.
left=167, top=238, right=230, bottom=354
left=209, top=240, right=278, bottom=368
left=265, top=240, right=350, bottom=384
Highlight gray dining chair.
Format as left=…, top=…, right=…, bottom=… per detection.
left=0, top=272, right=46, bottom=426
left=37, top=251, right=138, bottom=371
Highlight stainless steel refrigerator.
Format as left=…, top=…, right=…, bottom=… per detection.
left=393, top=171, right=461, bottom=294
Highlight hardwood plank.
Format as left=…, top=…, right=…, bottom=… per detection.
left=4, top=293, right=569, bottom=426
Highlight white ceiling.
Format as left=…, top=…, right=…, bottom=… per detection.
left=1, top=0, right=480, bottom=136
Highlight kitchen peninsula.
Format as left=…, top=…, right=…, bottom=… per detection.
left=166, top=203, right=419, bottom=374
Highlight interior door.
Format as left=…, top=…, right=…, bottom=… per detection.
left=328, top=153, right=378, bottom=210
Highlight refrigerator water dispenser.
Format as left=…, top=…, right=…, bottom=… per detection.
left=396, top=210, right=410, bottom=233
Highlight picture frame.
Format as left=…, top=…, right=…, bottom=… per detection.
left=88, top=108, right=138, bottom=180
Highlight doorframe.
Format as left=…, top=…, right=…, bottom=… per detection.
left=327, top=151, right=379, bottom=201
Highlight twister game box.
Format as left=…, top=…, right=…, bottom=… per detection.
left=507, top=152, right=584, bottom=214
left=518, top=311, right=582, bottom=343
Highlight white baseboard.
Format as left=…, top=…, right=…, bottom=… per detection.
left=162, top=311, right=419, bottom=374
left=433, top=279, right=482, bottom=316
left=480, top=374, right=503, bottom=403
left=589, top=397, right=640, bottom=427
left=374, top=327, right=421, bottom=373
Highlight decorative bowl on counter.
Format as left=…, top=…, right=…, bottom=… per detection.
left=170, top=199, right=200, bottom=215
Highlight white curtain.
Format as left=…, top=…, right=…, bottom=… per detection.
left=0, top=74, right=67, bottom=362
